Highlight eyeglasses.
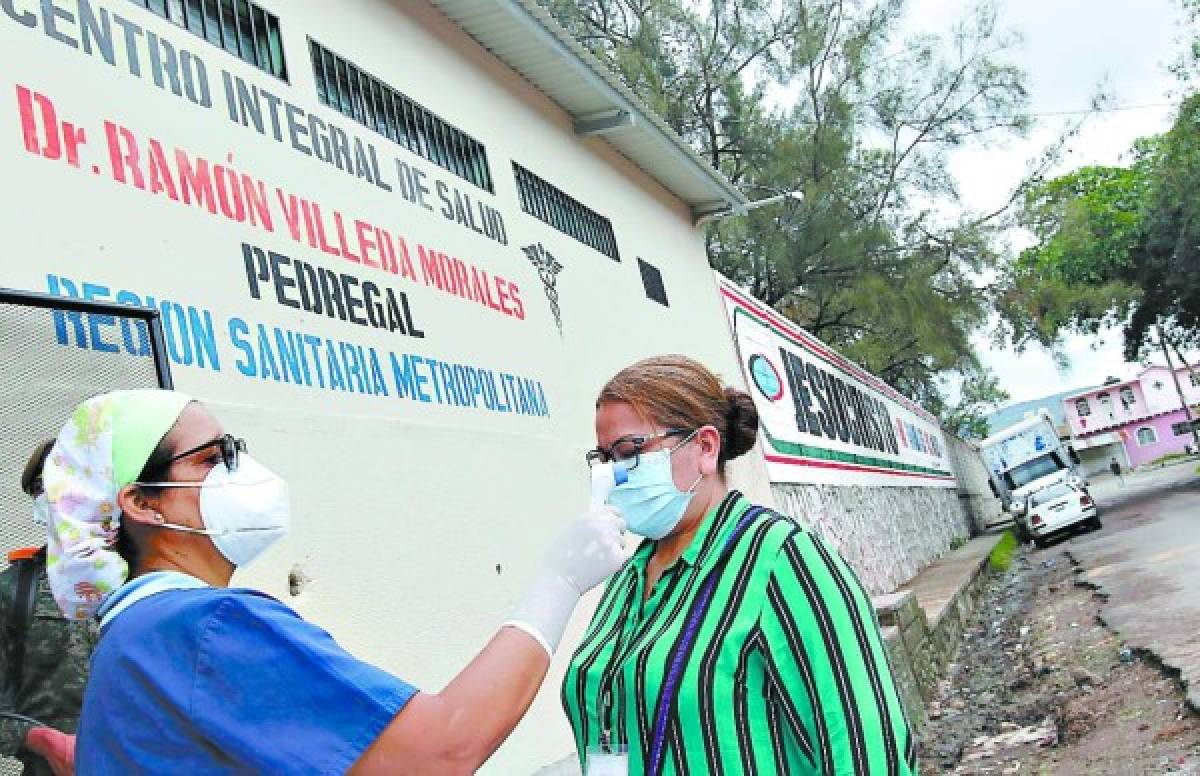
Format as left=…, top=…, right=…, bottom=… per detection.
left=585, top=428, right=694, bottom=471
left=159, top=434, right=247, bottom=475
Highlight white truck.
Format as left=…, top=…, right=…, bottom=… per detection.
left=980, top=410, right=1087, bottom=534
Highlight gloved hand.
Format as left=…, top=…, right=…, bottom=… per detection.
left=543, top=505, right=628, bottom=595
left=24, top=727, right=75, bottom=776
left=503, top=506, right=627, bottom=655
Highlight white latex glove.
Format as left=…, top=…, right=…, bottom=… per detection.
left=503, top=506, right=627, bottom=655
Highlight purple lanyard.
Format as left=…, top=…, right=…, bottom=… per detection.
left=646, top=506, right=764, bottom=776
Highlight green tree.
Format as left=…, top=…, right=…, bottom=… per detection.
left=1132, top=95, right=1200, bottom=346
left=541, top=0, right=1032, bottom=417
left=999, top=95, right=1200, bottom=360
left=999, top=0, right=1200, bottom=360
left=997, top=161, right=1145, bottom=350
left=925, top=368, right=1010, bottom=440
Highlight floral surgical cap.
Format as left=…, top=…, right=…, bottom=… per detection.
left=45, top=390, right=193, bottom=620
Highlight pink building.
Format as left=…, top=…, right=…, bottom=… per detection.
left=1063, top=365, right=1200, bottom=469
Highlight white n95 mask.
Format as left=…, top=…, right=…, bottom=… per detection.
left=145, top=454, right=290, bottom=567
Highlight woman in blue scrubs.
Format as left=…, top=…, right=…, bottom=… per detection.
left=43, top=391, right=625, bottom=774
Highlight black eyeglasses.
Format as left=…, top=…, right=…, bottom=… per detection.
left=161, top=434, right=247, bottom=474
left=585, top=429, right=693, bottom=471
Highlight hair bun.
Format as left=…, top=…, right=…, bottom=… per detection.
left=722, top=387, right=759, bottom=461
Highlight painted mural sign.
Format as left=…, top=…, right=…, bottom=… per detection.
left=1, top=0, right=559, bottom=423
left=718, top=275, right=955, bottom=488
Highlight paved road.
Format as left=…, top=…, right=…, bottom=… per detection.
left=1036, top=460, right=1200, bottom=711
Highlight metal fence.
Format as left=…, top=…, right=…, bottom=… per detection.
left=0, top=289, right=171, bottom=774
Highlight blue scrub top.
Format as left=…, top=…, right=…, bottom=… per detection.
left=77, top=585, right=418, bottom=774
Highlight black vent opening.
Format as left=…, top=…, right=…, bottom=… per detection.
left=513, top=162, right=619, bottom=260
left=638, top=258, right=668, bottom=306
left=309, top=39, right=494, bottom=192
left=130, top=0, right=288, bottom=80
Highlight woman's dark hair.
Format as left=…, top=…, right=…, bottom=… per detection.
left=116, top=427, right=179, bottom=569
left=136, top=436, right=178, bottom=488
left=597, top=354, right=760, bottom=471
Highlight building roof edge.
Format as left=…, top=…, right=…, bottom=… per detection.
left=427, top=0, right=748, bottom=215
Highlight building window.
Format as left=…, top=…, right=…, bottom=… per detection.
left=1136, top=426, right=1158, bottom=446
left=638, top=259, right=668, bottom=306
left=1191, top=373, right=1200, bottom=388
left=1172, top=419, right=1200, bottom=436
left=308, top=40, right=494, bottom=192
left=1097, top=392, right=1112, bottom=414
left=1075, top=398, right=1091, bottom=417
left=130, top=0, right=288, bottom=80
left=1119, top=386, right=1135, bottom=407
left=512, top=163, right=619, bottom=260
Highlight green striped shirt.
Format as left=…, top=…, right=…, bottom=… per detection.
left=562, top=492, right=916, bottom=775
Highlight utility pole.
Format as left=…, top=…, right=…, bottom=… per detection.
left=1156, top=322, right=1200, bottom=453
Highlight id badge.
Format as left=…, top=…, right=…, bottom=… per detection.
left=585, top=745, right=629, bottom=776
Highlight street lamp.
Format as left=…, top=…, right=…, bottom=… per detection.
left=693, top=190, right=804, bottom=226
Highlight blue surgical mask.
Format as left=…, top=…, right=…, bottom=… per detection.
left=607, top=432, right=703, bottom=539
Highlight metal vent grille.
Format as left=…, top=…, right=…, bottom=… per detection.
left=309, top=39, right=494, bottom=193
left=0, top=292, right=172, bottom=571
left=129, top=0, right=289, bottom=80
left=513, top=162, right=620, bottom=260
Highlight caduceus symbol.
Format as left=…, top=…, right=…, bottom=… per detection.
left=522, top=243, right=565, bottom=334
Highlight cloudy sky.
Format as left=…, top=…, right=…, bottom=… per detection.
left=904, top=0, right=1186, bottom=403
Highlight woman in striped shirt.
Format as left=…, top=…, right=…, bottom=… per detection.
left=563, top=355, right=916, bottom=775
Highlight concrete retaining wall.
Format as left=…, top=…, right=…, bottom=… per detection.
left=769, top=435, right=1002, bottom=596
left=772, top=484, right=974, bottom=595
left=945, top=434, right=1004, bottom=531
left=875, top=533, right=1004, bottom=729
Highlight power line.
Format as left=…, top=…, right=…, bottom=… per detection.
left=850, top=102, right=1174, bottom=126
left=996, top=102, right=1175, bottom=119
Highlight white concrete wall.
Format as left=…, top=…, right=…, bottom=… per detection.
left=768, top=432, right=1000, bottom=597
left=0, top=0, right=773, bottom=771
left=771, top=483, right=972, bottom=595
left=1141, top=366, right=1200, bottom=414
left=945, top=433, right=1004, bottom=533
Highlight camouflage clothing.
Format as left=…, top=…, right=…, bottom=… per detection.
left=0, top=549, right=97, bottom=775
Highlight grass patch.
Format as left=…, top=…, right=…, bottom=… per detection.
left=950, top=536, right=968, bottom=551
left=989, top=531, right=1018, bottom=573
left=1146, top=451, right=1194, bottom=468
